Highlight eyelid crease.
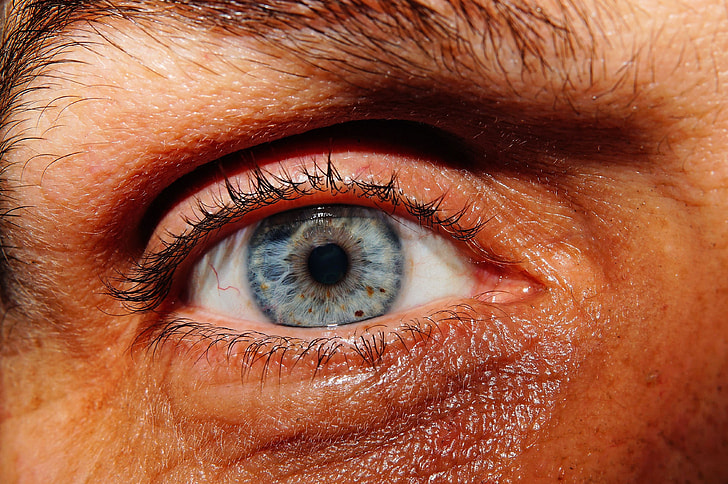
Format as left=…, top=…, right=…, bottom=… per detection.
left=109, top=157, right=504, bottom=314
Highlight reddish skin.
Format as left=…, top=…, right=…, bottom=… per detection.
left=1, top=0, right=728, bottom=482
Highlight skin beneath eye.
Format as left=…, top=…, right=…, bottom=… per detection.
left=1, top=1, right=728, bottom=483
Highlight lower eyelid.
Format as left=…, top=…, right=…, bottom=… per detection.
left=141, top=295, right=525, bottom=368
left=134, top=295, right=551, bottom=448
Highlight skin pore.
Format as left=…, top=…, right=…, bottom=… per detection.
left=1, top=0, right=728, bottom=482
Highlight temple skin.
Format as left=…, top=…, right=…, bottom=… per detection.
left=1, top=0, right=728, bottom=482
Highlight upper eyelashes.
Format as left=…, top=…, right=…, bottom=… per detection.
left=109, top=157, right=490, bottom=314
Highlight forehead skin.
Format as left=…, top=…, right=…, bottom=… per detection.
left=1, top=0, right=728, bottom=483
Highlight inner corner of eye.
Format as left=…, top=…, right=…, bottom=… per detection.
left=182, top=204, right=519, bottom=329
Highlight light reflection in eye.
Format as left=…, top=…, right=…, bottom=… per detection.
left=187, top=204, right=482, bottom=327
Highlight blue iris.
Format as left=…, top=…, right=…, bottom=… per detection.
left=246, top=205, right=404, bottom=327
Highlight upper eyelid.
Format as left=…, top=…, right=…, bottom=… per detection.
left=109, top=157, right=499, bottom=314
left=112, top=118, right=509, bottom=314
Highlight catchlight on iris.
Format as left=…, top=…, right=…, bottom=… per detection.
left=247, top=206, right=403, bottom=327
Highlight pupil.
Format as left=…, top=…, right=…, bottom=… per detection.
left=307, top=243, right=349, bottom=285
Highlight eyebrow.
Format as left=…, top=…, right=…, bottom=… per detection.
left=0, top=1, right=607, bottom=205
left=0, top=0, right=600, bottom=135
left=0, top=0, right=612, bottom=222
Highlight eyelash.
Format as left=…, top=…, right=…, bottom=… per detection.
left=109, top=156, right=491, bottom=314
left=135, top=304, right=484, bottom=380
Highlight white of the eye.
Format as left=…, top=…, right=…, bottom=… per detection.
left=186, top=215, right=478, bottom=323
left=388, top=218, right=476, bottom=312
left=187, top=227, right=268, bottom=322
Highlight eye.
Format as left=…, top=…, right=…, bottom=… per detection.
left=116, top=121, right=539, bottom=344
left=187, top=204, right=482, bottom=328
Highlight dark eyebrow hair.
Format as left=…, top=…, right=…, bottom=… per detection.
left=0, top=0, right=607, bottom=161
left=0, top=0, right=125, bottom=166
left=0, top=0, right=602, bottom=129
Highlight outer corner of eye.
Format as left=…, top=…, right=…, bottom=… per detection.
left=182, top=204, right=537, bottom=330
left=469, top=263, right=541, bottom=305
left=391, top=218, right=539, bottom=309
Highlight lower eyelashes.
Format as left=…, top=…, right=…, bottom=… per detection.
left=246, top=206, right=404, bottom=327
left=136, top=301, right=501, bottom=380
